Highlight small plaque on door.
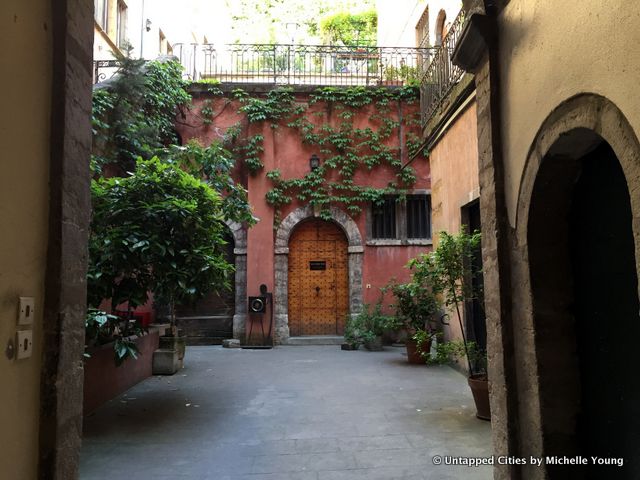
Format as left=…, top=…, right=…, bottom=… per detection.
left=309, top=261, right=327, bottom=270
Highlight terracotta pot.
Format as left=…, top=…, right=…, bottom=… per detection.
left=341, top=343, right=359, bottom=351
left=405, top=338, right=430, bottom=364
left=468, top=373, right=491, bottom=421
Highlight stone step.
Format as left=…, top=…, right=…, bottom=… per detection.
left=185, top=336, right=230, bottom=346
left=284, top=335, right=344, bottom=346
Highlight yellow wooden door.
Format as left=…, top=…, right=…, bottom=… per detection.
left=288, top=219, right=349, bottom=336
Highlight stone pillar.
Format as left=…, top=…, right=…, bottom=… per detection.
left=233, top=248, right=247, bottom=340
left=273, top=248, right=290, bottom=344
left=40, top=0, right=94, bottom=478
left=347, top=247, right=364, bottom=315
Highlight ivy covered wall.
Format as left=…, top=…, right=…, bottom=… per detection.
left=176, top=84, right=432, bottom=305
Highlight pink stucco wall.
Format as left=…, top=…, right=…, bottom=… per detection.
left=428, top=101, right=480, bottom=344
left=176, top=88, right=431, bottom=328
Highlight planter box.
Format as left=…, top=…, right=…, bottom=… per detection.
left=83, top=330, right=160, bottom=415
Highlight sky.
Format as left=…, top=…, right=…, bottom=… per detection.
left=150, top=0, right=379, bottom=46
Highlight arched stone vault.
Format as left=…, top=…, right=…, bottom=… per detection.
left=504, top=93, right=640, bottom=463
left=273, top=205, right=364, bottom=343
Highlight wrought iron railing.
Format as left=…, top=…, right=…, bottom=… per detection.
left=420, top=8, right=466, bottom=126
left=93, top=59, right=120, bottom=84
left=173, top=43, right=435, bottom=87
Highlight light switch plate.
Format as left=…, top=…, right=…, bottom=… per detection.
left=18, top=297, right=35, bottom=326
left=16, top=330, right=33, bottom=360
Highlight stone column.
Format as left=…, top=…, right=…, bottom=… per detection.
left=232, top=248, right=247, bottom=340
left=40, top=0, right=93, bottom=477
left=347, top=247, right=364, bottom=315
left=273, top=248, right=290, bottom=344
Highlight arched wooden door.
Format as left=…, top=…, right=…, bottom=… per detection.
left=288, top=219, right=349, bottom=336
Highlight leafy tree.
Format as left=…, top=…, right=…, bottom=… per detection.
left=164, top=140, right=255, bottom=225
left=409, top=227, right=482, bottom=372
left=92, top=55, right=191, bottom=173
left=319, top=10, right=377, bottom=46
left=88, top=158, right=234, bottom=330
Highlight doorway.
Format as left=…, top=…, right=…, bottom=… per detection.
left=288, top=218, right=349, bottom=336
left=461, top=200, right=486, bottom=352
left=528, top=137, right=640, bottom=478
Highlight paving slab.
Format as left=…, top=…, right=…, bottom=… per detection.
left=80, top=345, right=492, bottom=479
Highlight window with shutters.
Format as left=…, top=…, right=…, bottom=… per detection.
left=116, top=0, right=128, bottom=48
left=94, top=0, right=108, bottom=32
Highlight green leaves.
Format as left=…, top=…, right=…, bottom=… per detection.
left=91, top=58, right=190, bottom=173
left=88, top=158, right=234, bottom=322
left=319, top=10, right=377, bottom=46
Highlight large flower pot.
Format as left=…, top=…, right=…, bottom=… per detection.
left=405, top=338, right=430, bottom=364
left=468, top=373, right=491, bottom=421
left=364, top=336, right=383, bottom=351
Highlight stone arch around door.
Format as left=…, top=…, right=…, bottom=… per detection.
left=274, top=206, right=364, bottom=344
left=226, top=220, right=248, bottom=340
left=511, top=93, right=640, bottom=469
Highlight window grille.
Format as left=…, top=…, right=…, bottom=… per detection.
left=371, top=197, right=397, bottom=239
left=406, top=194, right=432, bottom=239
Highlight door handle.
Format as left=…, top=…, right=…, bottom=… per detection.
left=315, top=286, right=320, bottom=295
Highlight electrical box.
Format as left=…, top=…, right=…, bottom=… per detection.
left=18, top=297, right=35, bottom=326
left=15, top=330, right=33, bottom=360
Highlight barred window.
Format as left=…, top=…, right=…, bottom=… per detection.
left=371, top=197, right=397, bottom=239
left=406, top=194, right=432, bottom=239
left=369, top=193, right=432, bottom=243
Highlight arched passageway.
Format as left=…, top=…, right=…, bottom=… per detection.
left=528, top=130, right=640, bottom=478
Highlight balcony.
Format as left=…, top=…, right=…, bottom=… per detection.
left=420, top=8, right=466, bottom=127
left=172, top=43, right=435, bottom=87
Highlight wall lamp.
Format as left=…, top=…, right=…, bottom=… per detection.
left=145, top=19, right=152, bottom=32
left=310, top=154, right=320, bottom=171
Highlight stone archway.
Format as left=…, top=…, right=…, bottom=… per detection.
left=273, top=206, right=363, bottom=343
left=512, top=94, right=640, bottom=474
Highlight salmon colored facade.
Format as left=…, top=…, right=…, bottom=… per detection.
left=428, top=100, right=481, bottom=344
left=176, top=87, right=432, bottom=343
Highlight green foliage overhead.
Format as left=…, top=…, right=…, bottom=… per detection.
left=88, top=158, right=234, bottom=325
left=164, top=140, right=256, bottom=225
left=319, top=9, right=377, bottom=46
left=92, top=57, right=191, bottom=173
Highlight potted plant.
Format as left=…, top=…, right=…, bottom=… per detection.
left=88, top=158, right=235, bottom=373
left=342, top=314, right=362, bottom=350
left=426, top=227, right=489, bottom=420
left=389, top=272, right=440, bottom=364
left=349, top=301, right=394, bottom=351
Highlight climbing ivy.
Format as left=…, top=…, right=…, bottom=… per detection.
left=188, top=83, right=423, bottom=221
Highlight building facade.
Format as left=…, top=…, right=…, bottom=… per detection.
left=175, top=86, right=432, bottom=345
left=455, top=0, right=640, bottom=477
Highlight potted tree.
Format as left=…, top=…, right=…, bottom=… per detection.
left=89, top=158, right=234, bottom=373
left=427, top=227, right=489, bottom=420
left=389, top=266, right=440, bottom=364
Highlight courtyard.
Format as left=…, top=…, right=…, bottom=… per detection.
left=80, top=346, right=492, bottom=480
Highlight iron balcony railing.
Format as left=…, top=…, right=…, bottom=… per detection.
left=420, top=8, right=466, bottom=126
left=173, top=43, right=435, bottom=87
left=93, top=59, right=120, bottom=84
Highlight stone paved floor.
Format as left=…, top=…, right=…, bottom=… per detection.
left=80, top=345, right=492, bottom=480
